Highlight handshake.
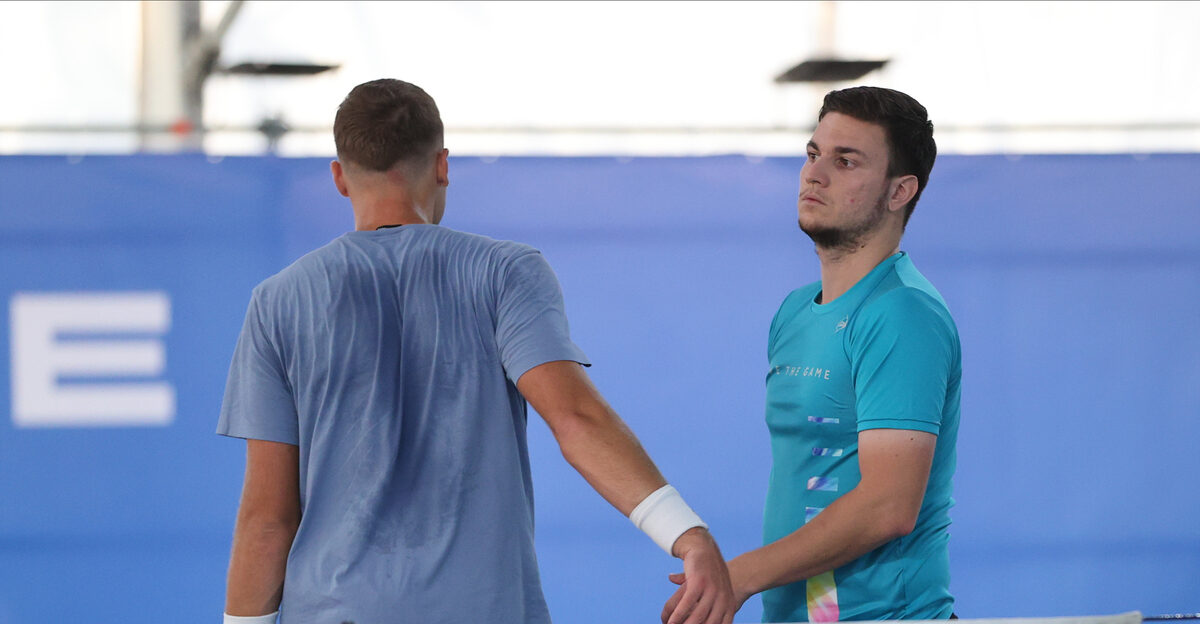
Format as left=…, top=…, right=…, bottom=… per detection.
left=629, top=485, right=742, bottom=624
left=657, top=525, right=742, bottom=624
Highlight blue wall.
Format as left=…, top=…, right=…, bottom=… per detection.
left=0, top=154, right=1197, bottom=623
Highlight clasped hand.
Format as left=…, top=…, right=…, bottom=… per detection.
left=660, top=527, right=738, bottom=624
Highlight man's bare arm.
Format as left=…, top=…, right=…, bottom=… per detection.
left=517, top=360, right=734, bottom=624
left=665, top=428, right=935, bottom=615
left=731, top=428, right=935, bottom=600
left=517, top=360, right=666, bottom=512
left=225, top=439, right=301, bottom=617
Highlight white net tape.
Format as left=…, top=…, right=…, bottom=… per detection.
left=763, top=612, right=1145, bottom=624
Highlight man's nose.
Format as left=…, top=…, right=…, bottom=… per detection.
left=802, top=160, right=827, bottom=187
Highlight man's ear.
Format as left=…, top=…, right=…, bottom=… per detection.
left=331, top=160, right=350, bottom=197
left=436, top=148, right=450, bottom=187
left=888, top=174, right=918, bottom=213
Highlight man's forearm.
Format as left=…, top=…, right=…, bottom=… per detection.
left=225, top=518, right=297, bottom=616
left=518, top=362, right=734, bottom=624
left=728, top=485, right=909, bottom=599
left=518, top=361, right=668, bottom=515
left=733, top=428, right=936, bottom=599
left=550, top=401, right=668, bottom=516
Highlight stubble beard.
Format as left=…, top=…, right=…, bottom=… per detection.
left=799, top=188, right=891, bottom=257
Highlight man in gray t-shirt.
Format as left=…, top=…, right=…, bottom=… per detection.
left=218, top=80, right=735, bottom=624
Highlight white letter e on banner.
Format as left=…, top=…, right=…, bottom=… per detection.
left=10, top=292, right=176, bottom=428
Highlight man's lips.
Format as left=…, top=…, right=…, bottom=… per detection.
left=799, top=193, right=825, bottom=205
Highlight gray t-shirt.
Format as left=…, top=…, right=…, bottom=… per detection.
left=218, top=224, right=589, bottom=624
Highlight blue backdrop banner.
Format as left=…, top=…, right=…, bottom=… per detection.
left=0, top=154, right=1197, bottom=623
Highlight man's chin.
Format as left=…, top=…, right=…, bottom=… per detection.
left=797, top=216, right=823, bottom=238
left=804, top=224, right=867, bottom=252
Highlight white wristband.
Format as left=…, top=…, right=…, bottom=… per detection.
left=629, top=484, right=707, bottom=555
left=223, top=612, right=278, bottom=624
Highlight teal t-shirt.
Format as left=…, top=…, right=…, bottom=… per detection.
left=762, top=252, right=960, bottom=622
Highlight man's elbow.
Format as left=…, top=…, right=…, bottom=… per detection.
left=877, top=504, right=920, bottom=541
left=235, top=515, right=299, bottom=560
left=882, top=516, right=917, bottom=541
left=863, top=491, right=921, bottom=541
left=246, top=515, right=300, bottom=536
left=547, top=409, right=594, bottom=469
left=548, top=406, right=635, bottom=474
left=237, top=504, right=300, bottom=541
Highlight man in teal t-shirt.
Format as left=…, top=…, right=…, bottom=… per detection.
left=760, top=250, right=959, bottom=621
left=663, top=87, right=959, bottom=622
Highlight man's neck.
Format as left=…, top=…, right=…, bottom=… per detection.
left=815, top=232, right=901, bottom=304
left=352, top=193, right=434, bottom=231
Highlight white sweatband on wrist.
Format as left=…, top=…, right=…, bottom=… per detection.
left=223, top=612, right=278, bottom=624
left=628, top=484, right=707, bottom=555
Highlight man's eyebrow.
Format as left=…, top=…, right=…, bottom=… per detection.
left=807, top=140, right=869, bottom=158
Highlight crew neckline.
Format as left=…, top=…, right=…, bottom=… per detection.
left=346, top=224, right=436, bottom=237
left=809, top=251, right=905, bottom=314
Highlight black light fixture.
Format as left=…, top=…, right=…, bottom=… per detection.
left=220, top=62, right=340, bottom=76
left=774, top=58, right=889, bottom=83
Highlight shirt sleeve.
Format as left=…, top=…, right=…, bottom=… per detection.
left=495, top=250, right=590, bottom=384
left=216, top=289, right=300, bottom=444
left=849, top=288, right=958, bottom=435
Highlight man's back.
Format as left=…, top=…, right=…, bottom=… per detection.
left=219, top=225, right=588, bottom=623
